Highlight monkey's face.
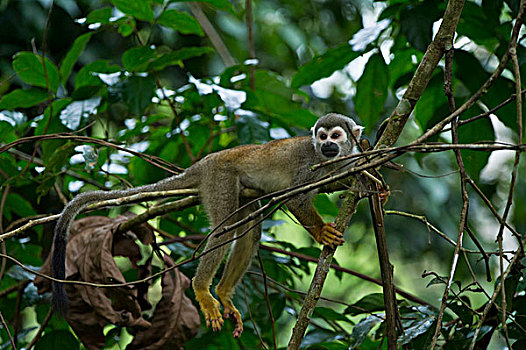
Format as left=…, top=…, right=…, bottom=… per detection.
left=314, top=126, right=354, bottom=160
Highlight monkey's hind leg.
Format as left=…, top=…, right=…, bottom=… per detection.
left=215, top=202, right=262, bottom=337
left=192, top=176, right=239, bottom=333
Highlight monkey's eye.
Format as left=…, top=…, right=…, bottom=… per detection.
left=319, top=133, right=328, bottom=140
left=331, top=132, right=340, bottom=139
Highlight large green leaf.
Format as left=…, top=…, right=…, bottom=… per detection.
left=110, top=0, right=154, bottom=22
left=291, top=43, right=360, bottom=88
left=354, top=53, right=389, bottom=130
left=0, top=88, right=48, bottom=109
left=158, top=9, right=203, bottom=36
left=12, top=52, right=60, bottom=92
left=60, top=32, right=93, bottom=84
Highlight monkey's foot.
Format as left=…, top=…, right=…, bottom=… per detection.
left=194, top=289, right=224, bottom=332
left=318, top=223, right=345, bottom=247
left=216, top=289, right=244, bottom=337
left=223, top=304, right=243, bottom=338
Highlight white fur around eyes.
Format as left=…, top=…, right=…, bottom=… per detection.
left=316, top=126, right=348, bottom=142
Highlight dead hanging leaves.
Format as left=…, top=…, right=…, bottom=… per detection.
left=34, top=215, right=200, bottom=350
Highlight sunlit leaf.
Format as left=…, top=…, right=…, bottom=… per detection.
left=59, top=96, right=101, bottom=130
left=349, top=315, right=381, bottom=348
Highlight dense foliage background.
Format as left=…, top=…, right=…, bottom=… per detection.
left=0, top=0, right=525, bottom=348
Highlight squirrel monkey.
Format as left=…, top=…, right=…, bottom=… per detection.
left=51, top=113, right=363, bottom=337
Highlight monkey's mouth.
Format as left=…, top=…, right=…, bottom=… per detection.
left=321, top=142, right=340, bottom=158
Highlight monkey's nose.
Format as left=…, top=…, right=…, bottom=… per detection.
left=321, top=142, right=339, bottom=158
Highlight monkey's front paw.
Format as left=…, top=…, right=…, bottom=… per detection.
left=318, top=223, right=345, bottom=247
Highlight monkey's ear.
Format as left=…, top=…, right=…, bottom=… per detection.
left=352, top=125, right=364, bottom=140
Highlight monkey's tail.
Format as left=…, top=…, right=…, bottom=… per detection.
left=51, top=172, right=197, bottom=316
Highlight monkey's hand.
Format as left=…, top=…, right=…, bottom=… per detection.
left=316, top=223, right=345, bottom=247
left=194, top=289, right=224, bottom=332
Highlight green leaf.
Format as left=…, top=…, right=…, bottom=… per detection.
left=122, top=46, right=157, bottom=72
left=116, top=16, right=136, bottom=37
left=121, top=75, right=156, bottom=115
left=123, top=46, right=213, bottom=72
left=35, top=330, right=80, bottom=350
left=170, top=0, right=234, bottom=13
left=12, top=52, right=60, bottom=92
left=236, top=114, right=270, bottom=144
left=291, top=44, right=360, bottom=88
left=314, top=307, right=353, bottom=323
left=86, top=7, right=112, bottom=25
left=0, top=88, right=48, bottom=109
left=354, top=53, right=389, bottom=130
left=0, top=121, right=17, bottom=143
left=5, top=193, right=36, bottom=220
left=242, top=90, right=317, bottom=128
left=35, top=99, right=71, bottom=165
left=158, top=9, right=203, bottom=36
left=110, top=0, right=154, bottom=22
left=345, top=293, right=385, bottom=316
left=60, top=32, right=93, bottom=84
left=313, top=194, right=339, bottom=216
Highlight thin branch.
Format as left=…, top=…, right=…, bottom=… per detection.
left=188, top=2, right=236, bottom=67
left=430, top=45, right=469, bottom=350
left=257, top=251, right=277, bottom=350
left=0, top=311, right=16, bottom=350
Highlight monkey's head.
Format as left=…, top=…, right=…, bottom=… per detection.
left=312, top=113, right=363, bottom=160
